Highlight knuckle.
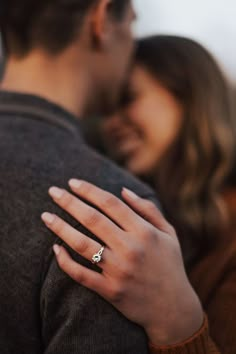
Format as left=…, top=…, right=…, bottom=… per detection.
left=118, top=265, right=133, bottom=282
left=52, top=217, right=65, bottom=235
left=74, top=272, right=85, bottom=285
left=60, top=192, right=74, bottom=209
left=140, top=225, right=157, bottom=243
left=79, top=182, right=93, bottom=196
left=57, top=254, right=67, bottom=269
left=109, top=282, right=125, bottom=303
left=84, top=210, right=101, bottom=228
left=167, top=224, right=176, bottom=235
left=75, top=238, right=89, bottom=255
left=101, top=193, right=119, bottom=210
left=125, top=244, right=145, bottom=265
left=144, top=200, right=157, bottom=214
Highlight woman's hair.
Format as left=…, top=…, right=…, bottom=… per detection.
left=135, top=35, right=234, bottom=263
left=226, top=87, right=236, bottom=187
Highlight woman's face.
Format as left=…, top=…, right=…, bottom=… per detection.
left=101, top=65, right=184, bottom=176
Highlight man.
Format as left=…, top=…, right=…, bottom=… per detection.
left=0, top=1, right=158, bottom=353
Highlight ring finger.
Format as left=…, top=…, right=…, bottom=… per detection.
left=41, top=212, right=112, bottom=270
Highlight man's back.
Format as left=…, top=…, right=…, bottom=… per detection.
left=0, top=92, right=156, bottom=354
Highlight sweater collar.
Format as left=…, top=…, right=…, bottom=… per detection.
left=0, top=90, right=83, bottom=138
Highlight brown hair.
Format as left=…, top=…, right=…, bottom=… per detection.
left=135, top=36, right=234, bottom=263
left=0, top=0, right=129, bottom=57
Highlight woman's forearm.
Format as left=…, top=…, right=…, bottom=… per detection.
left=146, top=285, right=203, bottom=346
left=149, top=316, right=220, bottom=354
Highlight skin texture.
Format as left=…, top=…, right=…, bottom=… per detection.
left=101, top=65, right=183, bottom=176
left=41, top=180, right=203, bottom=346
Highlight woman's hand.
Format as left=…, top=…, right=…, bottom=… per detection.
left=41, top=180, right=203, bottom=346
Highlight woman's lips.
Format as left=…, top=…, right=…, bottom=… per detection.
left=112, top=135, right=142, bottom=159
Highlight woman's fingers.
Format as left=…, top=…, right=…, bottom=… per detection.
left=41, top=212, right=111, bottom=268
left=122, top=188, right=175, bottom=235
left=52, top=245, right=108, bottom=297
left=68, top=180, right=143, bottom=232
left=48, top=187, right=122, bottom=247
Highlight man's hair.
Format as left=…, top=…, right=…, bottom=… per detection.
left=0, top=0, right=129, bottom=57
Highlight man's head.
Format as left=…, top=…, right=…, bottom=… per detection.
left=0, top=0, right=136, bottom=115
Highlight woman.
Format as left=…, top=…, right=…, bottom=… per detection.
left=101, top=35, right=234, bottom=264
left=42, top=36, right=235, bottom=353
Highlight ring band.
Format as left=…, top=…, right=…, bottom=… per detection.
left=92, top=246, right=105, bottom=264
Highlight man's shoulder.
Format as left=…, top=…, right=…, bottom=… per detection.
left=0, top=113, right=159, bottom=215
left=0, top=91, right=157, bottom=205
left=80, top=144, right=159, bottom=203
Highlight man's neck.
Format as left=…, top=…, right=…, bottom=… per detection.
left=1, top=50, right=91, bottom=118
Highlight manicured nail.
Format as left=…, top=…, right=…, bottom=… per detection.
left=49, top=187, right=64, bottom=199
left=41, top=212, right=55, bottom=225
left=122, top=188, right=139, bottom=200
left=69, top=179, right=82, bottom=189
left=53, top=244, right=61, bottom=256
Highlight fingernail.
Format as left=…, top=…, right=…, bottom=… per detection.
left=49, top=187, right=64, bottom=199
left=122, top=188, right=139, bottom=200
left=41, top=212, right=55, bottom=225
left=53, top=244, right=61, bottom=256
left=69, top=179, right=82, bottom=189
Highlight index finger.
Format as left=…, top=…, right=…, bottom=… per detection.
left=68, top=180, right=143, bottom=232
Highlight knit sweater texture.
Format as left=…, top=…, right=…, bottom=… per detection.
left=0, top=91, right=235, bottom=354
left=0, top=91, right=157, bottom=354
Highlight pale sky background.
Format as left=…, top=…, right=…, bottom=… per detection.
left=134, top=0, right=236, bottom=83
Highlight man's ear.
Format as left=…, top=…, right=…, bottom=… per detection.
left=90, top=0, right=114, bottom=49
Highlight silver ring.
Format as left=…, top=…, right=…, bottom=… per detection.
left=91, top=246, right=105, bottom=264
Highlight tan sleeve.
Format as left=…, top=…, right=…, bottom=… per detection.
left=149, top=316, right=220, bottom=354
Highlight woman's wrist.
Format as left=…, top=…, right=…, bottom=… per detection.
left=146, top=286, right=204, bottom=347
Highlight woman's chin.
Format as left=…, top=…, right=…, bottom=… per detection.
left=125, top=159, right=154, bottom=177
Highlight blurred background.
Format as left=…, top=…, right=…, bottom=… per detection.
left=131, top=0, right=236, bottom=129
left=134, top=0, right=236, bottom=84
left=0, top=1, right=235, bottom=112
left=1, top=1, right=236, bottom=85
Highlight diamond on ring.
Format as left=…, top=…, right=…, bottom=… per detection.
left=92, top=246, right=105, bottom=264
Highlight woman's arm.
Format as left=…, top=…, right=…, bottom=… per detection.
left=150, top=316, right=220, bottom=353
left=41, top=180, right=212, bottom=350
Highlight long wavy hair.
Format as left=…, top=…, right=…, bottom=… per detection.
left=134, top=36, right=234, bottom=264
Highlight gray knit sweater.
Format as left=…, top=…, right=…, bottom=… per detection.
left=0, top=91, right=158, bottom=354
